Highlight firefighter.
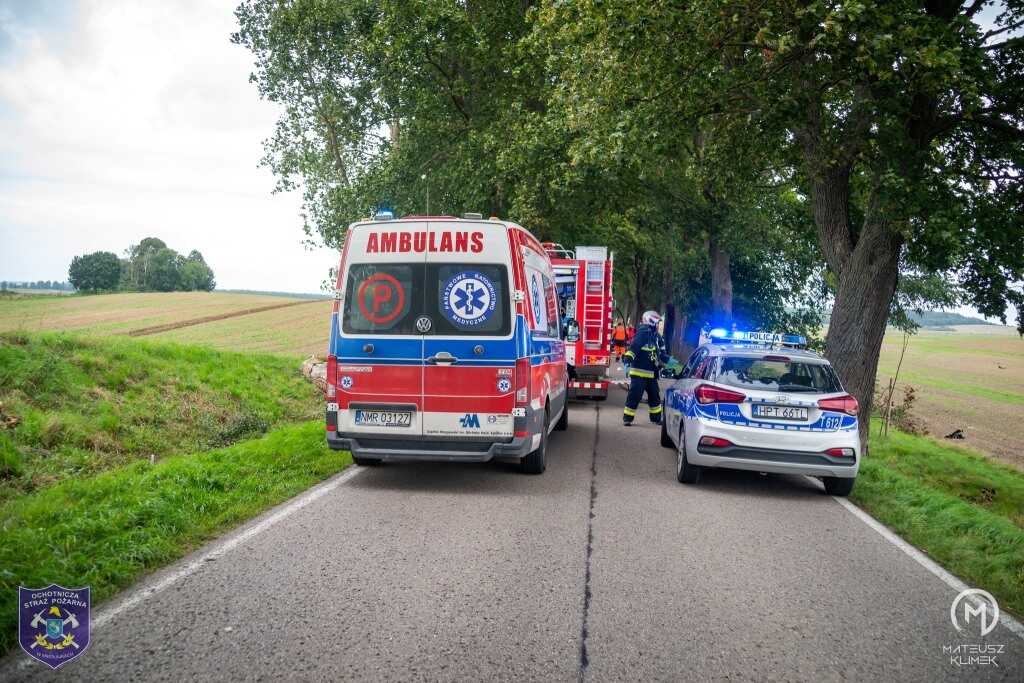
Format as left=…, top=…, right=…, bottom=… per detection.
left=612, top=320, right=627, bottom=360
left=622, top=310, right=671, bottom=426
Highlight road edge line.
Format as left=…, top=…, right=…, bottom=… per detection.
left=92, top=465, right=364, bottom=629
left=829, top=489, right=1024, bottom=641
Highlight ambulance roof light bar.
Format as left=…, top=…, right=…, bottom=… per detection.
left=708, top=328, right=808, bottom=349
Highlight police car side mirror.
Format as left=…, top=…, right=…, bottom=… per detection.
left=564, top=318, right=580, bottom=343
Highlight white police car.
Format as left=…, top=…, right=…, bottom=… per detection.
left=661, top=329, right=860, bottom=496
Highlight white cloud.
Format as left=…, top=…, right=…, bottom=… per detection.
left=0, top=0, right=337, bottom=292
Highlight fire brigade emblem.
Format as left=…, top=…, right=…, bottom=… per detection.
left=442, top=271, right=496, bottom=327
left=19, top=584, right=91, bottom=669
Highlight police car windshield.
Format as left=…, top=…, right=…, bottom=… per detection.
left=715, top=356, right=842, bottom=393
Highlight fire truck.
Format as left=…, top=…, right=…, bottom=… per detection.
left=544, top=243, right=614, bottom=400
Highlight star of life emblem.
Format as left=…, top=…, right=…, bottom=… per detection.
left=442, top=271, right=497, bottom=327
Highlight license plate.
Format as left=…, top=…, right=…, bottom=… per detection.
left=752, top=404, right=808, bottom=421
left=354, top=409, right=412, bottom=427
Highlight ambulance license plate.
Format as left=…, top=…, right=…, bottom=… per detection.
left=354, top=409, right=412, bottom=427
left=753, top=404, right=807, bottom=421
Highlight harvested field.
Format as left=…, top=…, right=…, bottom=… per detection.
left=877, top=325, right=1024, bottom=470
left=0, top=291, right=299, bottom=336
left=150, top=299, right=332, bottom=357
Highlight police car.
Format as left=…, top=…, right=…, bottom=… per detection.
left=661, top=329, right=860, bottom=496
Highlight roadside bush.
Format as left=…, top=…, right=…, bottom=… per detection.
left=873, top=382, right=927, bottom=436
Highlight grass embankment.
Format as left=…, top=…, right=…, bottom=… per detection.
left=0, top=332, right=320, bottom=503
left=856, top=424, right=1024, bottom=618
left=0, top=420, right=350, bottom=654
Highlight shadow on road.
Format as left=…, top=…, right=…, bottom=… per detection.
left=345, top=432, right=581, bottom=496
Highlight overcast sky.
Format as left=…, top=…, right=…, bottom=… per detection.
left=0, top=1, right=1018, bottom=324
left=0, top=0, right=337, bottom=293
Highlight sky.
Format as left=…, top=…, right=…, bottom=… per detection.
left=0, top=2, right=1017, bottom=324
left=0, top=0, right=337, bottom=294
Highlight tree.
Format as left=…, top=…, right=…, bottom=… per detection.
left=143, top=248, right=183, bottom=292
left=68, top=251, right=122, bottom=292
left=534, top=0, right=1024, bottom=442
left=179, top=259, right=216, bottom=291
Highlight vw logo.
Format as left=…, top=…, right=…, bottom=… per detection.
left=415, top=316, right=432, bottom=333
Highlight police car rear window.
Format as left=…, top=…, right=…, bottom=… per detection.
left=342, top=263, right=510, bottom=336
left=715, top=356, right=842, bottom=393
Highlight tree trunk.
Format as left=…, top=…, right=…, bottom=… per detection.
left=823, top=216, right=901, bottom=447
left=708, top=231, right=733, bottom=325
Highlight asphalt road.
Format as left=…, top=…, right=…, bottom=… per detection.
left=6, top=387, right=1022, bottom=681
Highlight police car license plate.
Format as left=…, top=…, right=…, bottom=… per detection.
left=753, top=404, right=808, bottom=421
left=354, top=409, right=412, bottom=427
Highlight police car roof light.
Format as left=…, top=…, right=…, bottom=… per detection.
left=707, top=328, right=807, bottom=348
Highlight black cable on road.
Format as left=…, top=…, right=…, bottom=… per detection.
left=578, top=402, right=599, bottom=681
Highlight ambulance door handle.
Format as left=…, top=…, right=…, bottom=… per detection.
left=427, top=352, right=458, bottom=365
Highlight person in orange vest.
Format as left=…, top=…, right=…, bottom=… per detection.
left=612, top=320, right=627, bottom=360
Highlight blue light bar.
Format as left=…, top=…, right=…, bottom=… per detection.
left=707, top=329, right=807, bottom=347
left=373, top=207, right=395, bottom=220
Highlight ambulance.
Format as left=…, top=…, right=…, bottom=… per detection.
left=325, top=214, right=568, bottom=474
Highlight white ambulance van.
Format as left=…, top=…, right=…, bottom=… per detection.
left=325, top=215, right=568, bottom=474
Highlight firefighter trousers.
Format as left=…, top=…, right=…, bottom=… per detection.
left=623, top=375, right=662, bottom=424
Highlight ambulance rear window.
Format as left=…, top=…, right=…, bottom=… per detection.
left=341, top=263, right=510, bottom=336
left=342, top=263, right=422, bottom=335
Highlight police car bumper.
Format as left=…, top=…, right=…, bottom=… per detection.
left=688, top=422, right=860, bottom=478
left=327, top=431, right=534, bottom=462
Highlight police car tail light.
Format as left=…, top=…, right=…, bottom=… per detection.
left=515, top=357, right=530, bottom=405
left=817, top=395, right=859, bottom=416
left=326, top=354, right=337, bottom=399
left=695, top=384, right=745, bottom=405
left=825, top=447, right=855, bottom=457
left=699, top=436, right=733, bottom=448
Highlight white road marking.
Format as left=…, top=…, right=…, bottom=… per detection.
left=92, top=465, right=364, bottom=629
left=828, top=488, right=1024, bottom=641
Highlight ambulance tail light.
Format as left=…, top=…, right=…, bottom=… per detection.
left=818, top=395, right=859, bottom=416
left=326, top=354, right=337, bottom=399
left=695, top=384, right=745, bottom=405
left=515, top=358, right=531, bottom=405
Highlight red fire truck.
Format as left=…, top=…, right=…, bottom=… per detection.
left=544, top=244, right=614, bottom=400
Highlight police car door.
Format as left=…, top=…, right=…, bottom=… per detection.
left=421, top=221, right=516, bottom=439
left=337, top=222, right=427, bottom=436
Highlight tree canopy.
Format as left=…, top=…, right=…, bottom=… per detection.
left=68, top=252, right=122, bottom=292
left=234, top=0, right=1023, bottom=435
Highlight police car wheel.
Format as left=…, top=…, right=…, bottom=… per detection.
left=353, top=455, right=382, bottom=467
left=521, top=408, right=548, bottom=475
left=660, top=418, right=673, bottom=448
left=676, top=428, right=701, bottom=484
left=822, top=476, right=855, bottom=497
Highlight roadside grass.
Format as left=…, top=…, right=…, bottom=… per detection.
left=0, top=332, right=320, bottom=503
left=856, top=424, right=1024, bottom=618
left=0, top=420, right=350, bottom=655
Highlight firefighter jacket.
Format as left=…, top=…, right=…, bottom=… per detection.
left=623, top=323, right=671, bottom=378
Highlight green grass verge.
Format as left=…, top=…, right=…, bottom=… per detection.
left=0, top=420, right=349, bottom=655
left=0, top=332, right=321, bottom=503
left=855, top=425, right=1024, bottom=618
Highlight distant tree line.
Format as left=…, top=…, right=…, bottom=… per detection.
left=0, top=280, right=74, bottom=291
left=67, top=237, right=216, bottom=293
